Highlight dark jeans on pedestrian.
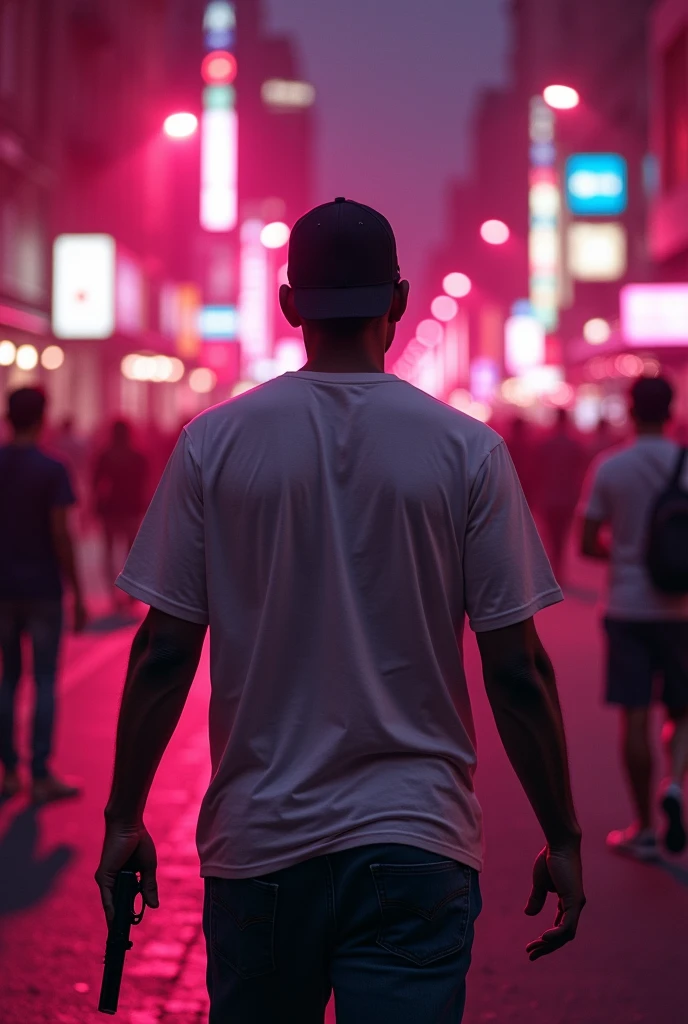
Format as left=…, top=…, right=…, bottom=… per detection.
left=0, top=600, right=63, bottom=779
left=203, top=843, right=482, bottom=1024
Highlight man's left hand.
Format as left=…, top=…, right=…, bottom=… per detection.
left=95, top=822, right=159, bottom=924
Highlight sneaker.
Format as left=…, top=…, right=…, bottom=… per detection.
left=31, top=774, right=81, bottom=806
left=660, top=783, right=687, bottom=855
left=0, top=770, right=22, bottom=800
left=606, top=825, right=659, bottom=861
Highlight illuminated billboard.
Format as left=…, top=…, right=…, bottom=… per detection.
left=621, top=284, right=688, bottom=345
left=504, top=315, right=546, bottom=376
left=52, top=235, right=116, bottom=340
left=528, top=98, right=560, bottom=332
left=200, top=2, right=238, bottom=232
left=567, top=223, right=627, bottom=282
left=565, top=154, right=628, bottom=216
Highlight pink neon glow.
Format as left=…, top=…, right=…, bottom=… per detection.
left=430, top=295, right=459, bottom=322
left=202, top=51, right=237, bottom=85
left=621, top=284, right=688, bottom=345
left=200, top=107, right=238, bottom=231
left=416, top=319, right=444, bottom=347
left=443, top=273, right=472, bottom=299
left=543, top=85, right=580, bottom=110
left=549, top=382, right=575, bottom=407
left=481, top=220, right=510, bottom=245
left=260, top=222, right=290, bottom=249
left=163, top=112, right=198, bottom=138
left=239, top=220, right=270, bottom=361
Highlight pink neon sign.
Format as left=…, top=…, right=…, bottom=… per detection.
left=621, top=284, right=688, bottom=346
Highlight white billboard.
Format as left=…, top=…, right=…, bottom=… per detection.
left=52, top=234, right=116, bottom=340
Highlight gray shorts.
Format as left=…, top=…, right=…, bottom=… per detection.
left=604, top=619, right=688, bottom=710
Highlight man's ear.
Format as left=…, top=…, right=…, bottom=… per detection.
left=390, top=280, right=410, bottom=324
left=279, top=285, right=302, bottom=329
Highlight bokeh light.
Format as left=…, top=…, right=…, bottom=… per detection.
left=163, top=112, right=199, bottom=138
left=615, top=353, right=644, bottom=378
left=583, top=318, right=611, bottom=345
left=430, top=295, right=459, bottom=322
left=416, top=319, right=444, bottom=347
left=0, top=340, right=17, bottom=366
left=16, top=344, right=38, bottom=371
left=443, top=273, right=472, bottom=299
left=189, top=367, right=217, bottom=394
left=480, top=219, right=510, bottom=245
left=260, top=221, right=290, bottom=249
left=448, top=389, right=473, bottom=412
left=231, top=380, right=257, bottom=397
left=549, top=382, right=575, bottom=407
left=201, top=50, right=238, bottom=85
left=41, top=345, right=65, bottom=370
left=543, top=85, right=580, bottom=110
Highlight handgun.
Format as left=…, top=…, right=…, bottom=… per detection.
left=98, top=866, right=145, bottom=1015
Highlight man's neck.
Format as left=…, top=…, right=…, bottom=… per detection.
left=11, top=431, right=39, bottom=446
left=301, top=358, right=386, bottom=373
left=636, top=424, right=666, bottom=438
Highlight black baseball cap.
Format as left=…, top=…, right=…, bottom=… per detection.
left=287, top=197, right=401, bottom=319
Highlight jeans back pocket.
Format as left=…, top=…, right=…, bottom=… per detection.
left=209, top=877, right=279, bottom=979
left=370, top=859, right=472, bottom=966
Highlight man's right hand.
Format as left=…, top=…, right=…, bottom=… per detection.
left=524, top=843, right=585, bottom=961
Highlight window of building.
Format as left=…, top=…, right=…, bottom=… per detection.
left=663, top=29, right=688, bottom=192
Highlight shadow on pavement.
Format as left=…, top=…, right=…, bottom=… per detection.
left=0, top=804, right=75, bottom=916
left=654, top=856, right=688, bottom=887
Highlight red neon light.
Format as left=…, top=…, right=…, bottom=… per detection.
left=202, top=51, right=237, bottom=86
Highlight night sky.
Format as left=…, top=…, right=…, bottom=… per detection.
left=265, top=0, right=510, bottom=293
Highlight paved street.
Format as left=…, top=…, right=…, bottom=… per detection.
left=0, top=551, right=687, bottom=1023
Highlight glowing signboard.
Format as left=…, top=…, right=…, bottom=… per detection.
left=565, top=154, right=628, bottom=216
left=621, top=284, right=688, bottom=345
left=504, top=315, right=546, bottom=376
left=567, top=223, right=627, bottom=281
left=261, top=79, right=316, bottom=110
left=200, top=2, right=238, bottom=232
left=200, top=304, right=238, bottom=340
left=52, top=234, right=116, bottom=340
left=528, top=98, right=560, bottom=332
left=239, top=220, right=269, bottom=362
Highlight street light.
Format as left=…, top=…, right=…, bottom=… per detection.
left=163, top=112, right=199, bottom=138
left=260, top=221, right=290, bottom=249
left=443, top=272, right=472, bottom=298
left=543, top=85, right=580, bottom=111
left=480, top=219, right=510, bottom=245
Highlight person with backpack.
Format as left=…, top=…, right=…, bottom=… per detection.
left=581, top=375, right=688, bottom=860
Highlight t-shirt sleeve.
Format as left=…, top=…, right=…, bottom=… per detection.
left=116, top=431, right=208, bottom=624
left=581, top=460, right=610, bottom=522
left=464, top=441, right=563, bottom=632
left=53, top=463, right=77, bottom=508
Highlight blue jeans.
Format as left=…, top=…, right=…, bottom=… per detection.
left=203, top=843, right=482, bottom=1024
left=0, top=600, right=63, bottom=779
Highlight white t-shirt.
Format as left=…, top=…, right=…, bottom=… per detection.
left=584, top=435, right=688, bottom=621
left=117, top=371, right=562, bottom=878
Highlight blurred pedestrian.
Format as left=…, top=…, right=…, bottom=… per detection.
left=536, top=408, right=588, bottom=583
left=92, top=420, right=149, bottom=609
left=96, top=199, right=584, bottom=1023
left=506, top=415, right=537, bottom=505
left=587, top=415, right=616, bottom=463
left=581, top=376, right=688, bottom=859
left=0, top=388, right=85, bottom=804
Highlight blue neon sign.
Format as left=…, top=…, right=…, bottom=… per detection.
left=565, top=154, right=628, bottom=216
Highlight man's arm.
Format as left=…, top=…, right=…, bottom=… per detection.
left=477, top=617, right=585, bottom=960
left=580, top=516, right=610, bottom=560
left=96, top=607, right=206, bottom=921
left=51, top=507, right=87, bottom=630
left=105, top=607, right=206, bottom=826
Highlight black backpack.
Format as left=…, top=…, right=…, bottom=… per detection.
left=646, top=447, right=688, bottom=595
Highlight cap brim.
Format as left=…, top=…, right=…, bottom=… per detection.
left=293, top=283, right=394, bottom=320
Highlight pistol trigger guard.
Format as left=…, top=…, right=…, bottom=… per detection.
left=132, top=883, right=145, bottom=926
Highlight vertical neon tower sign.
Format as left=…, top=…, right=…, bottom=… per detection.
left=528, top=97, right=561, bottom=332
left=200, top=2, right=238, bottom=232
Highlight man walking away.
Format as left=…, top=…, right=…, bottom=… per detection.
left=582, top=376, right=688, bottom=859
left=0, top=388, right=85, bottom=804
left=97, top=199, right=584, bottom=1024
left=536, top=408, right=588, bottom=584
left=92, top=420, right=149, bottom=610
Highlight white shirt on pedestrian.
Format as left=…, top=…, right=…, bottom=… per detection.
left=117, top=371, right=562, bottom=879
left=584, top=435, right=688, bottom=621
